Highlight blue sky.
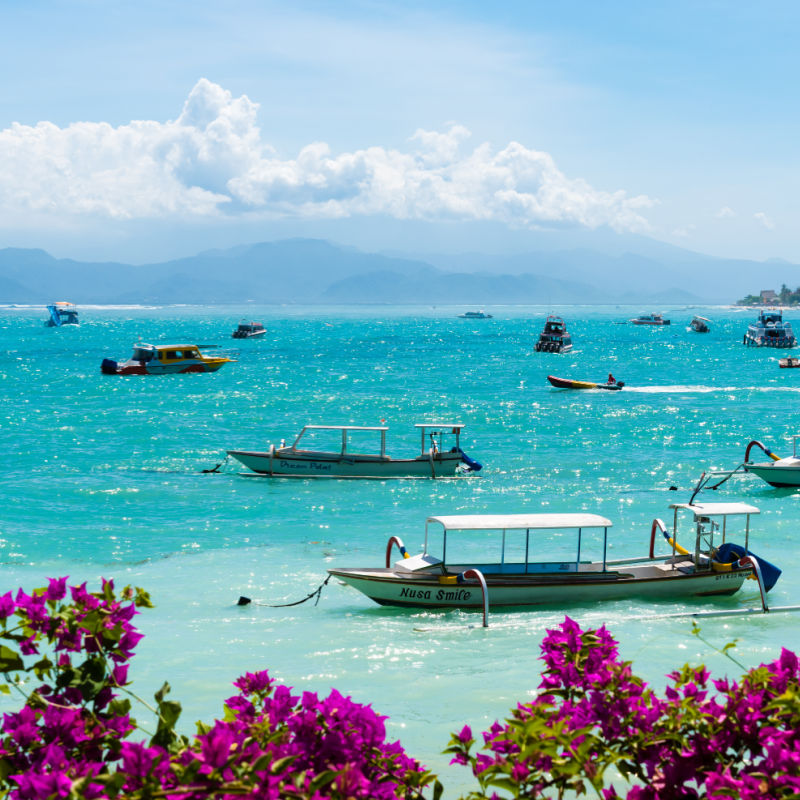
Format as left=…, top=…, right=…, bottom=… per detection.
left=1, top=0, right=798, bottom=263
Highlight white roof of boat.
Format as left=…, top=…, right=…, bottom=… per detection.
left=693, top=316, right=711, bottom=322
left=414, top=423, right=464, bottom=428
left=669, top=502, right=760, bottom=517
left=427, top=513, right=612, bottom=531
left=301, top=425, right=389, bottom=431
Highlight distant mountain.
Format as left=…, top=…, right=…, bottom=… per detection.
left=0, top=236, right=793, bottom=305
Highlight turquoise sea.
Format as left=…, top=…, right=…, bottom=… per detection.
left=3, top=303, right=800, bottom=793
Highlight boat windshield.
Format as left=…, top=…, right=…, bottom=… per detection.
left=132, top=347, right=154, bottom=362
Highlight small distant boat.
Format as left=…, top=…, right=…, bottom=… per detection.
left=328, top=503, right=779, bottom=615
left=688, top=316, right=711, bottom=333
left=744, top=437, right=800, bottom=487
left=44, top=302, right=79, bottom=327
left=534, top=315, right=573, bottom=353
left=101, top=342, right=235, bottom=375
left=232, top=320, right=266, bottom=339
left=779, top=357, right=800, bottom=368
left=227, top=423, right=482, bottom=479
left=743, top=309, right=797, bottom=348
left=548, top=375, right=624, bottom=391
left=458, top=310, right=493, bottom=319
left=630, top=313, right=670, bottom=325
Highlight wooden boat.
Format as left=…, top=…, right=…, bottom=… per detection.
left=227, top=423, right=482, bottom=479
left=100, top=342, right=235, bottom=375
left=688, top=316, right=711, bottom=333
left=328, top=503, right=779, bottom=614
left=744, top=309, right=797, bottom=348
left=534, top=315, right=573, bottom=353
left=779, top=357, right=800, bottom=368
left=232, top=320, right=266, bottom=339
left=44, top=302, right=79, bottom=327
left=744, top=437, right=800, bottom=487
left=630, top=313, right=670, bottom=325
left=548, top=375, right=624, bottom=391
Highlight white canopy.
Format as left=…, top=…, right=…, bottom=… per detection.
left=414, top=423, right=464, bottom=429
left=301, top=425, right=389, bottom=432
left=427, top=513, right=612, bottom=531
left=670, top=503, right=760, bottom=518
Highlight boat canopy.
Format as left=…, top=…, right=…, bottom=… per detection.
left=427, top=513, right=612, bottom=531
left=669, top=503, right=759, bottom=518
left=301, top=424, right=389, bottom=432
left=414, top=423, right=464, bottom=430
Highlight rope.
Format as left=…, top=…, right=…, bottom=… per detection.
left=687, top=463, right=746, bottom=504
left=237, top=575, right=332, bottom=608
left=201, top=454, right=230, bottom=474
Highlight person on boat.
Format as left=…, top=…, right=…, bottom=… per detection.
left=608, top=373, right=616, bottom=384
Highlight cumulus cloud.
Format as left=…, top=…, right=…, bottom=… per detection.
left=0, top=79, right=654, bottom=232
left=715, top=206, right=735, bottom=219
left=754, top=211, right=775, bottom=230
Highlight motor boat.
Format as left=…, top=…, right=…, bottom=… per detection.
left=743, top=309, right=797, bottom=348
left=779, top=358, right=800, bottom=368
left=227, top=423, right=482, bottom=479
left=44, top=302, right=79, bottom=327
left=101, top=342, right=235, bottom=375
left=547, top=375, right=623, bottom=391
left=688, top=316, right=711, bottom=333
left=744, top=437, right=800, bottom=487
left=630, top=313, right=670, bottom=325
left=232, top=320, right=266, bottom=338
left=534, top=315, right=573, bottom=353
left=458, top=311, right=493, bottom=319
left=327, top=504, right=779, bottom=617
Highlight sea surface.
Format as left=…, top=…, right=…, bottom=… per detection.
left=3, top=303, right=800, bottom=794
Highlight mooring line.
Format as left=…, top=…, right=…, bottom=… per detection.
left=201, top=454, right=230, bottom=474
left=237, top=575, right=333, bottom=608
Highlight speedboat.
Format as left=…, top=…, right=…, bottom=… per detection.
left=630, top=313, right=670, bottom=325
left=548, top=375, right=623, bottom=391
left=534, top=315, right=573, bottom=353
left=227, top=423, right=482, bottom=479
left=744, top=437, right=800, bottom=487
left=101, top=342, right=235, bottom=375
left=328, top=503, right=779, bottom=615
left=458, top=311, right=493, bottom=319
left=44, top=302, right=79, bottom=327
left=743, top=309, right=797, bottom=348
left=779, top=358, right=800, bottom=368
left=688, top=316, right=711, bottom=333
left=232, top=320, right=266, bottom=339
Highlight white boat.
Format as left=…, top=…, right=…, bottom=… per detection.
left=743, top=309, right=797, bottom=348
left=232, top=320, right=266, bottom=339
left=630, top=313, right=670, bottom=325
left=44, top=301, right=79, bottom=327
left=745, top=436, right=800, bottom=487
left=227, top=423, right=482, bottom=478
left=458, top=310, right=493, bottom=319
left=328, top=503, right=780, bottom=612
left=534, top=315, right=573, bottom=353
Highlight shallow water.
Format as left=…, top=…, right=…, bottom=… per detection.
left=2, top=303, right=800, bottom=794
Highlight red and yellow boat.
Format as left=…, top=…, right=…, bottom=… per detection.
left=101, top=342, right=235, bottom=375
left=547, top=375, right=624, bottom=391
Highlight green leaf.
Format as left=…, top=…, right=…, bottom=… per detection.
left=0, top=645, right=24, bottom=672
left=308, top=769, right=338, bottom=793
left=154, top=681, right=171, bottom=704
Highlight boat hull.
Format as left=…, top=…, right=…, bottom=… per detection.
left=227, top=450, right=465, bottom=478
left=547, top=375, right=623, bottom=391
left=328, top=564, right=748, bottom=609
left=101, top=358, right=229, bottom=375
left=745, top=462, right=800, bottom=487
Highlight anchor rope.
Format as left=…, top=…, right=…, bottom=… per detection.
left=201, top=454, right=230, bottom=474
left=238, top=575, right=332, bottom=608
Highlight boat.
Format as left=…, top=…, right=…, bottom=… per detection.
left=688, top=316, right=711, bottom=333
left=44, top=302, right=79, bottom=327
left=227, top=423, right=482, bottom=478
left=534, top=315, right=573, bottom=353
left=232, top=320, right=266, bottom=339
left=743, top=309, right=797, bottom=348
left=547, top=375, right=624, bottom=391
left=779, top=358, right=800, bottom=368
left=100, top=342, right=235, bottom=375
left=744, top=437, right=800, bottom=487
left=458, top=311, right=493, bottom=319
left=327, top=503, right=780, bottom=614
left=630, top=313, right=670, bottom=325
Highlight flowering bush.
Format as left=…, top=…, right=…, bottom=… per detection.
left=446, top=617, right=800, bottom=799
left=0, top=578, right=436, bottom=800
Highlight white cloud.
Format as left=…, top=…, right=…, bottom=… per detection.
left=754, top=211, right=775, bottom=230
left=671, top=224, right=695, bottom=238
left=715, top=206, right=735, bottom=219
left=0, top=79, right=654, bottom=232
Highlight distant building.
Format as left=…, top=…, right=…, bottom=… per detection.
left=761, top=289, right=777, bottom=303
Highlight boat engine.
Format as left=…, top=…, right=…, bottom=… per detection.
left=100, top=358, right=119, bottom=375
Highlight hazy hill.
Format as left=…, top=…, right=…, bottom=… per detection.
left=0, top=236, right=794, bottom=305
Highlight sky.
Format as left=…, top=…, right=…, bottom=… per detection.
left=1, top=0, right=798, bottom=264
